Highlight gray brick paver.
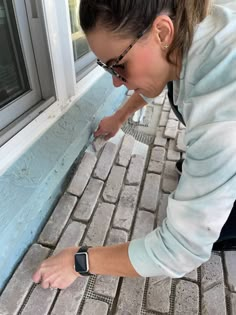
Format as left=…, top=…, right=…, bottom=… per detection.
left=167, top=139, right=181, bottom=161
left=146, top=277, right=172, bottom=313
left=103, top=165, right=126, bottom=203
left=131, top=210, right=155, bottom=240
left=184, top=269, right=198, bottom=281
left=81, top=299, right=109, bottom=315
left=157, top=193, right=168, bottom=226
left=179, top=122, right=186, bottom=130
left=50, top=221, right=88, bottom=315
left=176, top=131, right=187, bottom=152
left=159, top=111, right=169, bottom=127
left=230, top=293, right=236, bottom=315
left=93, top=142, right=118, bottom=180
left=201, top=254, right=224, bottom=291
left=224, top=251, right=236, bottom=292
left=94, top=229, right=128, bottom=298
left=148, top=146, right=165, bottom=174
left=164, top=119, right=179, bottom=139
left=174, top=280, right=199, bottom=315
left=83, top=202, right=115, bottom=247
left=92, top=136, right=107, bottom=153
left=0, top=245, right=50, bottom=315
left=39, top=193, right=77, bottom=246
left=73, top=178, right=103, bottom=222
left=153, top=92, right=166, bottom=105
left=20, top=286, right=57, bottom=315
left=117, top=134, right=135, bottom=167
left=51, top=277, right=89, bottom=315
left=125, top=154, right=145, bottom=185
left=201, top=283, right=226, bottom=315
left=201, top=254, right=226, bottom=315
left=169, top=109, right=179, bottom=121
left=54, top=221, right=86, bottom=254
left=140, top=173, right=161, bottom=212
left=163, top=98, right=171, bottom=112
left=113, top=185, right=139, bottom=231
left=154, top=127, right=168, bottom=147
left=115, top=277, right=146, bottom=315
left=68, top=152, right=97, bottom=196
left=162, top=161, right=179, bottom=193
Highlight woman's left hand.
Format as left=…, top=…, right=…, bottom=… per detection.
left=32, top=247, right=79, bottom=290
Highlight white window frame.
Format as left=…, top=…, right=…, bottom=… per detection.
left=0, top=0, right=42, bottom=130
left=0, top=0, right=56, bottom=144
left=0, top=0, right=105, bottom=176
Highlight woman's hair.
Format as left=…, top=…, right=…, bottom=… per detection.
left=80, top=0, right=212, bottom=64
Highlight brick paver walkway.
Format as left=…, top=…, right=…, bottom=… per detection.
left=0, top=94, right=236, bottom=315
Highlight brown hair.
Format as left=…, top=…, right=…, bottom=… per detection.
left=80, top=0, right=212, bottom=64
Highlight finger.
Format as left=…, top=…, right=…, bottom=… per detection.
left=41, top=280, right=50, bottom=289
left=32, top=269, right=42, bottom=284
left=104, top=133, right=112, bottom=141
left=94, top=127, right=103, bottom=138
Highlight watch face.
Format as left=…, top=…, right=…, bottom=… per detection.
left=75, top=253, right=89, bottom=273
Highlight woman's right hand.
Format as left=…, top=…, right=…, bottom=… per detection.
left=94, top=113, right=123, bottom=141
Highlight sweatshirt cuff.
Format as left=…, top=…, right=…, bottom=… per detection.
left=128, top=238, right=167, bottom=278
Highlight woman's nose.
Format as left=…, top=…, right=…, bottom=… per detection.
left=112, top=76, right=124, bottom=88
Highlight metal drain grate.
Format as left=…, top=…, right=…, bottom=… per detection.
left=121, top=122, right=155, bottom=145
left=77, top=275, right=114, bottom=315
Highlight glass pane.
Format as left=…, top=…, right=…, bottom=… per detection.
left=0, top=0, right=30, bottom=109
left=68, top=0, right=91, bottom=61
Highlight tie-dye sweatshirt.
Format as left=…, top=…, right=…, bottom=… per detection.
left=129, top=1, right=236, bottom=277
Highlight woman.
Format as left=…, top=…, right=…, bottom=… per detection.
left=33, top=0, right=236, bottom=289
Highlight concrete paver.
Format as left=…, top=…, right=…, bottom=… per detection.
left=113, top=185, right=140, bottom=231
left=73, top=178, right=104, bottom=222
left=81, top=299, right=109, bottom=315
left=93, top=142, right=118, bottom=180
left=162, top=161, right=179, bottom=193
left=164, top=119, right=179, bottom=139
left=125, top=154, right=146, bottom=185
left=0, top=245, right=50, bottom=315
left=174, top=280, right=199, bottom=315
left=115, top=277, right=146, bottom=315
left=83, top=202, right=115, bottom=246
left=148, top=146, right=166, bottom=174
left=146, top=276, right=172, bottom=313
left=224, top=251, right=236, bottom=292
left=140, top=173, right=161, bottom=212
left=117, top=134, right=135, bottom=167
left=94, top=229, right=128, bottom=298
left=103, top=165, right=126, bottom=203
left=68, top=151, right=97, bottom=196
left=230, top=293, right=236, bottom=315
left=39, top=193, right=77, bottom=246
left=154, top=127, right=168, bottom=147
left=1, top=90, right=235, bottom=315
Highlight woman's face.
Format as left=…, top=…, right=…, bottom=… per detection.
left=86, top=16, right=181, bottom=98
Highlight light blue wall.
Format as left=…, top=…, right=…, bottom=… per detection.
left=0, top=73, right=127, bottom=291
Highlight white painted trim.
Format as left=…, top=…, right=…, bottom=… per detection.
left=0, top=66, right=105, bottom=176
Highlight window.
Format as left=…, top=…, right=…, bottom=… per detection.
left=0, top=0, right=55, bottom=145
left=68, top=0, right=96, bottom=80
left=0, top=0, right=30, bottom=109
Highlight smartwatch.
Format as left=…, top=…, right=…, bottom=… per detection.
left=74, top=246, right=92, bottom=276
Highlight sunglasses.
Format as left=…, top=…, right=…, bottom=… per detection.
left=97, top=26, right=150, bottom=83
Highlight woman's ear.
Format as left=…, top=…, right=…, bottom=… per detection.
left=151, top=15, right=174, bottom=50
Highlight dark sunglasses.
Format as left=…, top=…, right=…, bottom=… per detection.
left=97, top=26, right=150, bottom=83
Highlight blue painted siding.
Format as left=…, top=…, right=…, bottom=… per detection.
left=0, top=73, right=127, bottom=291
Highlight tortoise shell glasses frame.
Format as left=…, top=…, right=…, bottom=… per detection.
left=96, top=26, right=151, bottom=83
